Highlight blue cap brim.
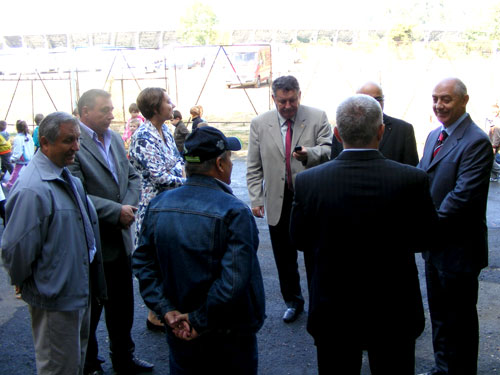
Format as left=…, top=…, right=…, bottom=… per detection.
left=226, top=137, right=242, bottom=151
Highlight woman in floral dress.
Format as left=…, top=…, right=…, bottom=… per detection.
left=129, top=87, right=185, bottom=332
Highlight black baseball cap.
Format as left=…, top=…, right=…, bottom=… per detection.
left=184, top=126, right=242, bottom=163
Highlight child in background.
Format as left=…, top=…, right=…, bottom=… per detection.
left=5, top=120, right=35, bottom=190
left=122, top=103, right=145, bottom=143
left=0, top=120, right=10, bottom=142
left=124, top=118, right=141, bottom=155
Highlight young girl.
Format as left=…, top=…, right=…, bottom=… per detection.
left=122, top=102, right=145, bottom=143
left=5, top=120, right=35, bottom=190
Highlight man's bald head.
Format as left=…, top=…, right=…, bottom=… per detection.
left=356, top=81, right=384, bottom=110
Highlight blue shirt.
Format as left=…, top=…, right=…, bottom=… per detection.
left=79, top=121, right=118, bottom=183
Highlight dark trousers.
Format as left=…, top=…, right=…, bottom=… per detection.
left=317, top=339, right=415, bottom=375
left=268, top=185, right=304, bottom=309
left=0, top=152, right=13, bottom=174
left=425, top=262, right=480, bottom=375
left=167, top=331, right=258, bottom=375
left=85, top=252, right=135, bottom=369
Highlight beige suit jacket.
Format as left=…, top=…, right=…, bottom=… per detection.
left=247, top=105, right=332, bottom=226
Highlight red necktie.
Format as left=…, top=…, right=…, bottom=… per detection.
left=432, top=130, right=448, bottom=159
left=285, top=119, right=293, bottom=190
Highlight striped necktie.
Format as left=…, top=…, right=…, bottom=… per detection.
left=432, top=130, right=448, bottom=159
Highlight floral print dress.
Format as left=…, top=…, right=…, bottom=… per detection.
left=129, top=120, right=185, bottom=246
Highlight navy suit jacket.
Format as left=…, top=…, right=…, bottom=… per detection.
left=291, top=150, right=437, bottom=345
left=331, top=113, right=419, bottom=166
left=418, top=114, right=493, bottom=273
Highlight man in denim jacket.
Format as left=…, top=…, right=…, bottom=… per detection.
left=132, top=126, right=266, bottom=375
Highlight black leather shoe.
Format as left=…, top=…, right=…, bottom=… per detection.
left=283, top=307, right=303, bottom=323
left=84, top=364, right=104, bottom=375
left=146, top=318, right=166, bottom=333
left=113, top=357, right=154, bottom=374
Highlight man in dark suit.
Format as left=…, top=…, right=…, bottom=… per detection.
left=291, top=94, right=437, bottom=374
left=417, top=78, right=493, bottom=375
left=69, top=89, right=153, bottom=375
left=331, top=81, right=419, bottom=166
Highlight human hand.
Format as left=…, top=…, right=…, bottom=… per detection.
left=119, top=205, right=138, bottom=229
left=165, top=311, right=199, bottom=341
left=252, top=206, right=265, bottom=218
left=293, top=146, right=308, bottom=162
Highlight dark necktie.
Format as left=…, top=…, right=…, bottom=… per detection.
left=285, top=119, right=293, bottom=190
left=62, top=168, right=96, bottom=263
left=432, top=130, right=448, bottom=159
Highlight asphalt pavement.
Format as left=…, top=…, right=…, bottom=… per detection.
left=0, top=157, right=499, bottom=374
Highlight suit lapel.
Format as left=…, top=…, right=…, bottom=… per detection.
left=292, top=106, right=307, bottom=147
left=425, top=115, right=471, bottom=170
left=267, top=111, right=285, bottom=157
left=379, top=114, right=391, bottom=150
left=79, top=125, right=117, bottom=182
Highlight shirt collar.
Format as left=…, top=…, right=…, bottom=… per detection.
left=277, top=111, right=297, bottom=127
left=36, top=151, right=64, bottom=180
left=442, top=112, right=468, bottom=136
left=80, top=121, right=112, bottom=144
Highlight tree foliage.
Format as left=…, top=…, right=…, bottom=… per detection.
left=179, top=2, right=219, bottom=45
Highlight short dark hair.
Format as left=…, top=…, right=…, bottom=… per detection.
left=39, top=112, right=78, bottom=144
left=16, top=120, right=27, bottom=134
left=272, top=75, right=300, bottom=96
left=78, top=89, right=111, bottom=117
left=0, top=120, right=6, bottom=131
left=173, top=110, right=182, bottom=120
left=34, top=113, right=44, bottom=125
left=129, top=102, right=140, bottom=113
left=136, top=87, right=166, bottom=120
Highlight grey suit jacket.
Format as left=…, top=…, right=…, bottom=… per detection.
left=418, top=114, right=493, bottom=272
left=247, top=105, right=332, bottom=226
left=69, top=125, right=141, bottom=262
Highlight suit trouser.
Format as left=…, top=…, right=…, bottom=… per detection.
left=85, top=252, right=135, bottom=369
left=316, top=339, right=415, bottom=375
left=30, top=304, right=90, bottom=375
left=425, top=262, right=480, bottom=375
left=268, top=185, right=304, bottom=309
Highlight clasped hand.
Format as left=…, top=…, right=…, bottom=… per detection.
left=165, top=310, right=199, bottom=341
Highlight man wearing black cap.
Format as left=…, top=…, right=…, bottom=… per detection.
left=132, top=126, right=266, bottom=375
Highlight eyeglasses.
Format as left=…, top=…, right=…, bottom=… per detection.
left=374, top=96, right=385, bottom=102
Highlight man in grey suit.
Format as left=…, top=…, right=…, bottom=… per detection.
left=418, top=78, right=493, bottom=375
left=69, top=89, right=153, bottom=375
left=330, top=81, right=419, bottom=166
left=247, top=75, right=332, bottom=323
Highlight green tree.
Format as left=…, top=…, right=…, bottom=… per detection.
left=178, top=2, right=218, bottom=45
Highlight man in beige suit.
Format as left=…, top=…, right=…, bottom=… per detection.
left=247, top=75, right=332, bottom=323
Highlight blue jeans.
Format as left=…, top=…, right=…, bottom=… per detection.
left=166, top=331, right=258, bottom=375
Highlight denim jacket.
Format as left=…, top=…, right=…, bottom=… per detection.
left=132, top=174, right=265, bottom=335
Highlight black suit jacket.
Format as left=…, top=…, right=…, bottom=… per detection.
left=291, top=150, right=437, bottom=345
left=331, top=114, right=419, bottom=166
left=418, top=114, right=492, bottom=272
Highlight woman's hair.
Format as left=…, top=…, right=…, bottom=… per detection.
left=136, top=88, right=166, bottom=120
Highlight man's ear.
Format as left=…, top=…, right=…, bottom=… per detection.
left=377, top=123, right=385, bottom=142
left=334, top=127, right=343, bottom=143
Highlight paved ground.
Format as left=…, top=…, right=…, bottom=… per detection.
left=1, top=157, right=500, bottom=374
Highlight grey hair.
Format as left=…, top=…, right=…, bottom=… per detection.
left=272, top=75, right=300, bottom=96
left=336, top=94, right=382, bottom=147
left=452, top=78, right=467, bottom=97
left=39, top=112, right=79, bottom=144
left=185, top=151, right=229, bottom=177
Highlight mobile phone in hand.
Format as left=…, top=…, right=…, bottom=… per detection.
left=294, top=146, right=302, bottom=152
